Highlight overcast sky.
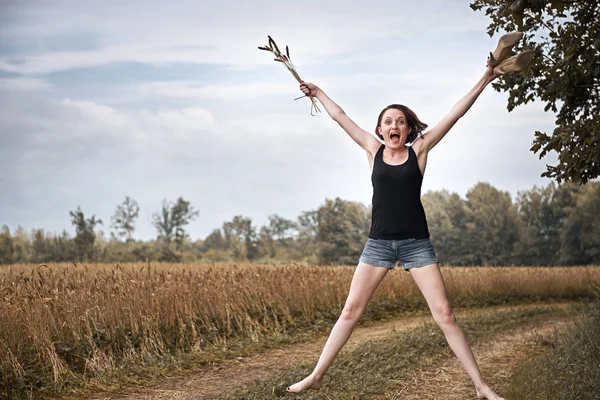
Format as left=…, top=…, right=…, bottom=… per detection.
left=0, top=0, right=558, bottom=240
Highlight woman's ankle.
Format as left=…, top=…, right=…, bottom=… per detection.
left=310, top=371, right=325, bottom=382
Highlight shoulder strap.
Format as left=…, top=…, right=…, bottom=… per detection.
left=408, top=146, right=417, bottom=162
left=376, top=144, right=385, bottom=159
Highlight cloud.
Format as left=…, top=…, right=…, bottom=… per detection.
left=56, top=98, right=218, bottom=161
left=0, top=1, right=490, bottom=75
left=0, top=77, right=52, bottom=90
left=138, top=80, right=296, bottom=100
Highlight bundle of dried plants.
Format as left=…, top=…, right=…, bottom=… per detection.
left=258, top=35, right=321, bottom=115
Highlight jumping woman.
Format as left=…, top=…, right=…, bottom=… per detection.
left=286, top=33, right=534, bottom=399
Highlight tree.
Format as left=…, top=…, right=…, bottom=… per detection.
left=152, top=197, right=199, bottom=248
left=49, top=230, right=78, bottom=262
left=466, top=183, right=519, bottom=265
left=315, top=198, right=370, bottom=265
left=203, top=229, right=226, bottom=251
left=31, top=229, right=51, bottom=263
left=111, top=196, right=140, bottom=241
left=514, top=184, right=561, bottom=265
left=11, top=227, right=31, bottom=262
left=558, top=182, right=600, bottom=264
left=267, top=214, right=297, bottom=241
left=470, top=0, right=600, bottom=183
left=550, top=183, right=582, bottom=263
left=422, top=190, right=478, bottom=265
left=296, top=210, right=319, bottom=262
left=257, top=225, right=276, bottom=259
left=511, top=182, right=583, bottom=265
left=0, top=225, right=14, bottom=264
left=70, top=207, right=103, bottom=261
left=222, top=215, right=258, bottom=261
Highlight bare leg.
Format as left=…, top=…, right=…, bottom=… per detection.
left=409, top=263, right=504, bottom=400
left=286, top=262, right=389, bottom=393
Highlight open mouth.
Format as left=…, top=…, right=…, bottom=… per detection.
left=390, top=133, right=400, bottom=143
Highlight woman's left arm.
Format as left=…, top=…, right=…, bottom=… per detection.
left=419, top=65, right=497, bottom=153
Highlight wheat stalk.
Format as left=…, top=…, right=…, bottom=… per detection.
left=258, top=35, right=321, bottom=115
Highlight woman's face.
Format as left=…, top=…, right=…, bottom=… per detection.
left=378, top=108, right=412, bottom=149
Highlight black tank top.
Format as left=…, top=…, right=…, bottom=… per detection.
left=369, top=145, right=430, bottom=240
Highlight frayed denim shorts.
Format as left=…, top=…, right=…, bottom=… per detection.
left=359, top=238, right=439, bottom=270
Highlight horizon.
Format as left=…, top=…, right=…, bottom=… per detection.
left=2, top=179, right=564, bottom=241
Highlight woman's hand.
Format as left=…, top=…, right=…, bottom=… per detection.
left=485, top=58, right=498, bottom=82
left=299, top=81, right=319, bottom=97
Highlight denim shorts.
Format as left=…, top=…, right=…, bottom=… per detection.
left=359, top=238, right=439, bottom=270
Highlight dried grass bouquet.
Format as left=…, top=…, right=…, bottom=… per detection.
left=258, top=35, right=321, bottom=115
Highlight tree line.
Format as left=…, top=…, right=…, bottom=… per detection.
left=1, top=181, right=599, bottom=266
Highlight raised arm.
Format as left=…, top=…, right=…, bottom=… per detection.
left=300, top=82, right=380, bottom=155
left=419, top=64, right=497, bottom=153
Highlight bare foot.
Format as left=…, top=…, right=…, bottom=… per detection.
left=476, top=384, right=504, bottom=400
left=286, top=374, right=323, bottom=394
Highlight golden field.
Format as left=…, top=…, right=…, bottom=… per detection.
left=1, top=262, right=599, bottom=398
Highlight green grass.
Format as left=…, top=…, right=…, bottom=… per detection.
left=505, top=296, right=600, bottom=400
left=224, top=304, right=575, bottom=400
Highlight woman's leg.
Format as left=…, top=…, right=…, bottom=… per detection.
left=409, top=263, right=504, bottom=400
left=287, top=262, right=389, bottom=393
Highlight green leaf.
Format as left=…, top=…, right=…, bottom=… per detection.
left=550, top=0, right=565, bottom=13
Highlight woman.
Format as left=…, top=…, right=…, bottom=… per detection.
left=287, top=40, right=533, bottom=399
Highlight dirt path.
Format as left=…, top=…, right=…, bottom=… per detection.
left=91, top=302, right=575, bottom=400
left=379, top=316, right=572, bottom=399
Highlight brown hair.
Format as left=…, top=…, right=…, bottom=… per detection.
left=374, top=104, right=428, bottom=142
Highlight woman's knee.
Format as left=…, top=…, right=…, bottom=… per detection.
left=340, top=301, right=365, bottom=322
left=432, top=304, right=456, bottom=327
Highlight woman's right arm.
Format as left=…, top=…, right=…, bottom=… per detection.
left=300, top=82, right=380, bottom=155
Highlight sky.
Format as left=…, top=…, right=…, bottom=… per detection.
left=0, top=0, right=559, bottom=241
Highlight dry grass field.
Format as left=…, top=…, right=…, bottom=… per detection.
left=1, top=262, right=599, bottom=399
